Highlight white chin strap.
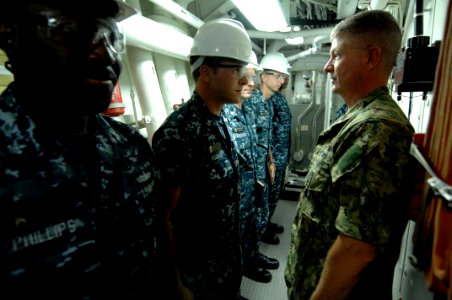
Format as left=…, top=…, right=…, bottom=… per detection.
left=191, top=56, right=205, bottom=73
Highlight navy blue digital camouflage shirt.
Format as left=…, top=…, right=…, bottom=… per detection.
left=270, top=91, right=291, bottom=170
left=152, top=92, right=242, bottom=300
left=0, top=85, right=160, bottom=299
left=244, top=87, right=273, bottom=182
left=223, top=103, right=259, bottom=219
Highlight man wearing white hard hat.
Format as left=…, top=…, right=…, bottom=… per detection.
left=153, top=18, right=252, bottom=300
left=244, top=52, right=291, bottom=247
left=242, top=52, right=290, bottom=276
left=250, top=52, right=290, bottom=245
left=262, top=52, right=293, bottom=244
left=223, top=52, right=277, bottom=284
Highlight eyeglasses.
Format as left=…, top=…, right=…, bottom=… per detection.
left=209, top=63, right=248, bottom=78
left=34, top=13, right=125, bottom=54
left=265, top=72, right=288, bottom=81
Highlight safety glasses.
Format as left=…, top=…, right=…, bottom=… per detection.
left=265, top=71, right=288, bottom=81
left=33, top=13, right=125, bottom=54
left=209, top=63, right=248, bottom=78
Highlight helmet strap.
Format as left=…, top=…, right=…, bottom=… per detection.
left=191, top=56, right=205, bottom=73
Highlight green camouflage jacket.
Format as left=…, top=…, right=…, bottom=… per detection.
left=285, top=87, right=415, bottom=300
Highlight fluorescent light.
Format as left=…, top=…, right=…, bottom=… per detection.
left=284, top=26, right=304, bottom=45
left=232, top=0, right=288, bottom=32
left=285, top=36, right=304, bottom=45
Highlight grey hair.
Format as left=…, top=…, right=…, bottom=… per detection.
left=331, top=10, right=402, bottom=73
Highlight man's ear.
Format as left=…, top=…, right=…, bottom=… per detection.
left=366, top=45, right=382, bottom=70
left=198, top=64, right=212, bottom=82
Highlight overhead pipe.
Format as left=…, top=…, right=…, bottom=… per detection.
left=153, top=52, right=183, bottom=115
left=337, top=0, right=359, bottom=19
left=121, top=15, right=193, bottom=61
left=144, top=0, right=264, bottom=55
left=146, top=0, right=204, bottom=29
left=290, top=55, right=329, bottom=72
left=370, top=0, right=390, bottom=10
left=204, top=1, right=236, bottom=21
left=267, top=40, right=287, bottom=53
left=313, top=35, right=331, bottom=50
left=247, top=26, right=333, bottom=40
left=250, top=41, right=263, bottom=55
left=146, top=0, right=334, bottom=55
left=149, top=0, right=333, bottom=43
left=287, top=47, right=319, bottom=62
left=135, top=0, right=334, bottom=60
left=286, top=35, right=330, bottom=62
left=174, top=60, right=193, bottom=102
left=149, top=6, right=190, bottom=34
left=126, top=46, right=169, bottom=141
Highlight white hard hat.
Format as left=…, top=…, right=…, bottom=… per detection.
left=246, top=51, right=263, bottom=70
left=189, top=18, right=253, bottom=64
left=259, top=52, right=291, bottom=75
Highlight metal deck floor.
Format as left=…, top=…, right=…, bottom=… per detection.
left=241, top=199, right=299, bottom=300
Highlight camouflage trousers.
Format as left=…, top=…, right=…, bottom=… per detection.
left=254, top=182, right=270, bottom=250
left=268, top=165, right=287, bottom=219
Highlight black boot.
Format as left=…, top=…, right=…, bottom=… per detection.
left=253, top=253, right=279, bottom=270
left=262, top=230, right=280, bottom=245
left=268, top=221, right=284, bottom=234
left=243, top=264, right=272, bottom=283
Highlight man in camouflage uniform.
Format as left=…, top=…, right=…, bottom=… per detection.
left=243, top=74, right=281, bottom=271
left=223, top=53, right=276, bottom=284
left=244, top=84, right=274, bottom=243
left=268, top=88, right=292, bottom=237
left=0, top=1, right=162, bottom=298
left=251, top=52, right=292, bottom=245
left=285, top=10, right=415, bottom=300
left=152, top=19, right=253, bottom=300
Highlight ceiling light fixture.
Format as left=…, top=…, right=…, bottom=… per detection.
left=285, top=36, right=305, bottom=45
left=231, top=0, right=288, bottom=32
left=284, top=26, right=304, bottom=45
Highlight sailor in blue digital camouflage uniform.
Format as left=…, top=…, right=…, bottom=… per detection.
left=285, top=10, right=415, bottom=300
left=0, top=1, right=162, bottom=299
left=270, top=86, right=292, bottom=216
left=223, top=52, right=276, bottom=284
left=266, top=53, right=292, bottom=243
left=152, top=19, right=253, bottom=300
left=253, top=52, right=292, bottom=246
left=242, top=55, right=281, bottom=273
